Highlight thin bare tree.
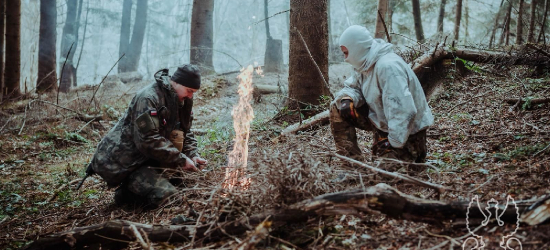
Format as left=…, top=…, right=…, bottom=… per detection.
left=375, top=0, right=389, bottom=39
left=59, top=0, right=78, bottom=92
left=517, top=0, right=525, bottom=44
left=4, top=0, right=20, bottom=99
left=191, top=0, right=215, bottom=74
left=0, top=0, right=5, bottom=101
left=437, top=0, right=447, bottom=33
left=411, top=0, right=425, bottom=42
left=118, top=0, right=148, bottom=73
left=454, top=0, right=463, bottom=41
left=489, top=0, right=505, bottom=47
left=527, top=0, right=538, bottom=42
left=538, top=0, right=549, bottom=42
left=37, top=0, right=57, bottom=93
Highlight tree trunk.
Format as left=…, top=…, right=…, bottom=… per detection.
left=437, top=0, right=446, bottom=33
left=505, top=1, right=513, bottom=45
left=191, top=0, right=215, bottom=74
left=388, top=0, right=396, bottom=35
left=37, top=0, right=57, bottom=93
left=489, top=0, right=505, bottom=47
left=538, top=0, right=549, bottom=42
left=124, top=0, right=148, bottom=72
left=464, top=0, right=469, bottom=42
left=375, top=0, right=388, bottom=39
left=517, top=0, right=525, bottom=44
left=264, top=0, right=283, bottom=73
left=527, top=0, right=538, bottom=42
left=76, top=1, right=90, bottom=70
left=454, top=0, right=463, bottom=41
left=4, top=0, right=20, bottom=99
left=71, top=0, right=84, bottom=87
left=118, top=0, right=132, bottom=73
left=411, top=0, right=425, bottom=43
left=500, top=1, right=513, bottom=45
left=264, top=0, right=271, bottom=40
left=288, top=0, right=331, bottom=108
left=0, top=0, right=5, bottom=102
left=59, top=0, right=78, bottom=93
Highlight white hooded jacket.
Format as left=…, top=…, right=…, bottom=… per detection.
left=334, top=25, right=434, bottom=148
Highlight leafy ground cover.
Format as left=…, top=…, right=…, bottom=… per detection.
left=0, top=61, right=549, bottom=249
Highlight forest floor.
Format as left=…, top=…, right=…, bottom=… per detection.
left=0, top=60, right=549, bottom=250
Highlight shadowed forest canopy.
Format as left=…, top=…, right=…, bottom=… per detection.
left=0, top=0, right=549, bottom=249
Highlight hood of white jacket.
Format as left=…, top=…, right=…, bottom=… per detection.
left=339, top=25, right=393, bottom=72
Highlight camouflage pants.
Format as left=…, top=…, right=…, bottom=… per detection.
left=116, top=164, right=178, bottom=207
left=329, top=102, right=427, bottom=164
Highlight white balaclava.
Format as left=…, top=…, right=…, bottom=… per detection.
left=338, top=25, right=393, bottom=72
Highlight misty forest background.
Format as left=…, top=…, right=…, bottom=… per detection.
left=1, top=0, right=550, bottom=249
left=2, top=0, right=549, bottom=97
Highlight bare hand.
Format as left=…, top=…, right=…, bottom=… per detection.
left=182, top=157, right=199, bottom=172
left=192, top=156, right=208, bottom=169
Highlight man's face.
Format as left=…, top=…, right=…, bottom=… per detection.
left=340, top=46, right=349, bottom=59
left=171, top=80, right=198, bottom=102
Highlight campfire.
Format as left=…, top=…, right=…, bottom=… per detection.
left=224, top=65, right=256, bottom=190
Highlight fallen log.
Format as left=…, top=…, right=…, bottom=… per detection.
left=253, top=84, right=287, bottom=94
left=505, top=97, right=550, bottom=106
left=23, top=183, right=532, bottom=250
left=280, top=110, right=329, bottom=136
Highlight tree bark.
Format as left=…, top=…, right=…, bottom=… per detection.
left=288, top=0, right=331, bottom=108
left=4, top=0, right=20, bottom=99
left=500, top=1, right=513, bottom=45
left=125, top=0, right=148, bottom=72
left=517, top=0, right=525, bottom=44
left=375, top=0, right=388, bottom=39
left=527, top=0, right=538, bottom=42
left=59, top=0, right=78, bottom=92
left=118, top=0, right=132, bottom=73
left=454, top=0, right=463, bottom=41
left=191, top=0, right=215, bottom=74
left=23, top=183, right=532, bottom=250
left=489, top=0, right=505, bottom=48
left=388, top=0, right=396, bottom=36
left=411, top=0, right=425, bottom=43
left=37, top=0, right=57, bottom=93
left=0, top=0, right=5, bottom=102
left=437, top=0, right=447, bottom=33
left=264, top=0, right=283, bottom=73
left=538, top=0, right=549, bottom=42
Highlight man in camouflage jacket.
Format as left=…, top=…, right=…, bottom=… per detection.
left=90, top=64, right=207, bottom=207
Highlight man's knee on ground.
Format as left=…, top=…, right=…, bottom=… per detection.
left=146, top=184, right=177, bottom=206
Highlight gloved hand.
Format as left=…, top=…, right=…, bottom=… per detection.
left=182, top=157, right=199, bottom=172
left=340, top=98, right=357, bottom=121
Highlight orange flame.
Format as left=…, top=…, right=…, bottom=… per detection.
left=224, top=65, right=255, bottom=190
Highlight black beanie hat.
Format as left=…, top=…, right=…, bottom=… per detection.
left=171, top=64, right=201, bottom=89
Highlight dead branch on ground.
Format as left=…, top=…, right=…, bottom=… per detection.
left=24, top=183, right=533, bottom=250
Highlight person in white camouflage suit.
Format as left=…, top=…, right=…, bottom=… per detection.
left=330, top=25, right=434, bottom=166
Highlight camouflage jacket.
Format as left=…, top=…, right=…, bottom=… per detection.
left=90, top=77, right=198, bottom=187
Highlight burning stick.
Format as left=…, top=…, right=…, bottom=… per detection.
left=224, top=65, right=255, bottom=190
